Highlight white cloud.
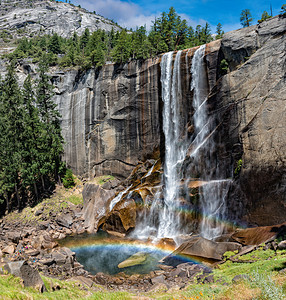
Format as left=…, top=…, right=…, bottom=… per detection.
left=73, top=0, right=158, bottom=30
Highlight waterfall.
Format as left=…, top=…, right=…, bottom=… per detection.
left=133, top=46, right=230, bottom=241
left=157, top=50, right=187, bottom=238
left=189, top=45, right=230, bottom=239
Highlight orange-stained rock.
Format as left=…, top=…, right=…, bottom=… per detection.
left=103, top=198, right=136, bottom=233
left=231, top=222, right=286, bottom=246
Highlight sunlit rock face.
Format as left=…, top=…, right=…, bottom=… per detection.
left=4, top=15, right=284, bottom=229
left=54, top=59, right=163, bottom=178
left=0, top=0, right=120, bottom=41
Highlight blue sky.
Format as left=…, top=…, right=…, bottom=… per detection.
left=63, top=0, right=284, bottom=32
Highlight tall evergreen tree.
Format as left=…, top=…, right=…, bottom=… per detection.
left=216, top=23, right=224, bottom=39
left=0, top=61, right=24, bottom=210
left=240, top=9, right=253, bottom=27
left=36, top=54, right=64, bottom=186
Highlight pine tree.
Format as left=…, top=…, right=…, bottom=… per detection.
left=240, top=9, right=253, bottom=27
left=111, top=30, right=131, bottom=63
left=36, top=54, right=64, bottom=186
left=216, top=23, right=224, bottom=39
left=258, top=11, right=271, bottom=23
left=21, top=74, right=42, bottom=200
left=0, top=61, right=24, bottom=210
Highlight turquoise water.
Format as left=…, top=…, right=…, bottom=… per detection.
left=60, top=232, right=196, bottom=275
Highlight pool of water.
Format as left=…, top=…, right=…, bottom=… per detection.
left=60, top=232, right=195, bottom=275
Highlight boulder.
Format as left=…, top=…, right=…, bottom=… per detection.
left=118, top=252, right=148, bottom=268
left=4, top=261, right=47, bottom=292
left=7, top=231, right=21, bottom=243
left=168, top=237, right=241, bottom=261
left=56, top=214, right=73, bottom=228
left=231, top=223, right=286, bottom=246
left=82, top=183, right=115, bottom=233
left=2, top=244, right=15, bottom=255
left=103, top=198, right=136, bottom=234
left=278, top=241, right=286, bottom=250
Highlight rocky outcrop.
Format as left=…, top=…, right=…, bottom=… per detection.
left=165, top=236, right=242, bottom=261
left=4, top=260, right=47, bottom=292
left=0, top=0, right=120, bottom=41
left=213, top=16, right=286, bottom=225
left=60, top=16, right=285, bottom=227
left=82, top=183, right=115, bottom=233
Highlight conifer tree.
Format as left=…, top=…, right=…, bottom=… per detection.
left=240, top=9, right=253, bottom=27
left=0, top=61, right=24, bottom=210
left=36, top=54, right=64, bottom=186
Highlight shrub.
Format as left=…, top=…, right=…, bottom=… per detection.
left=62, top=169, right=75, bottom=189
left=220, top=59, right=228, bottom=75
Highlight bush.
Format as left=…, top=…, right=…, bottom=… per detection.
left=62, top=169, right=75, bottom=189
left=220, top=59, right=228, bottom=75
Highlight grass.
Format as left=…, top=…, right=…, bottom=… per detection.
left=1, top=248, right=286, bottom=299
left=93, top=175, right=115, bottom=186
left=0, top=274, right=134, bottom=300
left=1, top=180, right=286, bottom=299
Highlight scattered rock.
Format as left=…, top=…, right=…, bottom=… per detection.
left=277, top=240, right=286, bottom=250
left=3, top=245, right=15, bottom=255
left=151, top=275, right=166, bottom=285
left=4, top=261, right=47, bottom=292
left=56, top=214, right=73, bottom=228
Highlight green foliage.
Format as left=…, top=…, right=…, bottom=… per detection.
left=216, top=23, right=224, bottom=39
left=240, top=9, right=253, bottom=27
left=9, top=7, right=214, bottom=68
left=258, top=11, right=271, bottom=23
left=219, top=59, right=228, bottom=75
left=234, top=159, right=243, bottom=176
left=249, top=270, right=286, bottom=299
left=62, top=169, right=76, bottom=189
left=0, top=59, right=65, bottom=211
left=280, top=4, right=286, bottom=16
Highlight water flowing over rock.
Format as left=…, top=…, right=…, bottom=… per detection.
left=2, top=16, right=285, bottom=234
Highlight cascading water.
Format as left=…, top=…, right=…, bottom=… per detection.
left=134, top=46, right=231, bottom=241
left=189, top=45, right=231, bottom=239
left=157, top=50, right=189, bottom=238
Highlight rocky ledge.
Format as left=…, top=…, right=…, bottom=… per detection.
left=1, top=181, right=286, bottom=293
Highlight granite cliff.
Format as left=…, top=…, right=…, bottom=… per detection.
left=0, top=0, right=120, bottom=42
left=1, top=15, right=285, bottom=227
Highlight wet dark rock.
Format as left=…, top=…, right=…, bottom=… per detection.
left=103, top=198, right=136, bottom=234
left=169, top=237, right=241, bottom=261
left=231, top=223, right=286, bottom=246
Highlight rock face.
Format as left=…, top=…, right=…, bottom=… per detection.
left=82, top=183, right=115, bottom=233
left=0, top=15, right=284, bottom=228
left=54, top=58, right=163, bottom=178
left=0, top=0, right=120, bottom=41
left=57, top=15, right=285, bottom=227
left=215, top=16, right=286, bottom=225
